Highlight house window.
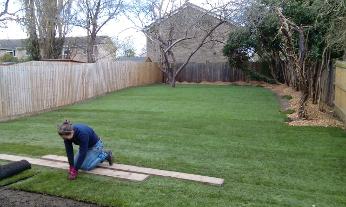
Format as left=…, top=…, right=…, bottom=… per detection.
left=64, top=48, right=70, bottom=56
left=6, top=50, right=15, bottom=57
left=61, top=48, right=69, bottom=59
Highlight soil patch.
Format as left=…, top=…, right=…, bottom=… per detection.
left=276, top=93, right=290, bottom=111
left=0, top=187, right=101, bottom=207
left=261, top=82, right=344, bottom=128
left=177, top=81, right=232, bottom=85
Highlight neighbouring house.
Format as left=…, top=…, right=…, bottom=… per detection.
left=0, top=39, right=27, bottom=59
left=0, top=36, right=116, bottom=62
left=62, top=36, right=116, bottom=62
left=146, top=2, right=234, bottom=64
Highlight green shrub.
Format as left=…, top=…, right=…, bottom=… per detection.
left=0, top=53, right=18, bottom=63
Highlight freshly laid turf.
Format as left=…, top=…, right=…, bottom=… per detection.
left=0, top=84, right=345, bottom=207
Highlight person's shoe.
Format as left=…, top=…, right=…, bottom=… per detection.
left=106, top=151, right=113, bottom=166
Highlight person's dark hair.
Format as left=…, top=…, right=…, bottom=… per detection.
left=57, top=120, right=73, bottom=136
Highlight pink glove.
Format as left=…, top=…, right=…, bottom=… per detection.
left=68, top=166, right=78, bottom=180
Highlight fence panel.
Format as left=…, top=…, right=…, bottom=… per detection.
left=174, top=62, right=246, bottom=82
left=0, top=61, right=161, bottom=121
left=335, top=61, right=346, bottom=126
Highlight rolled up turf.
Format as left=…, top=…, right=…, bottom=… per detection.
left=0, top=160, right=31, bottom=179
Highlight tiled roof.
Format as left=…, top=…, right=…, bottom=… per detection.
left=0, top=36, right=111, bottom=50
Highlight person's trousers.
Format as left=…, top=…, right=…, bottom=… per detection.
left=74, top=139, right=108, bottom=171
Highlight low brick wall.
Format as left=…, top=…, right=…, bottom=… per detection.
left=335, top=61, right=346, bottom=127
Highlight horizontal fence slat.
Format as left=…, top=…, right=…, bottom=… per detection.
left=0, top=61, right=162, bottom=121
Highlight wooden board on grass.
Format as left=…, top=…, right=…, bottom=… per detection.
left=42, top=154, right=224, bottom=186
left=0, top=154, right=149, bottom=181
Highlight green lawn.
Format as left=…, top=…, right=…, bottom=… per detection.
left=0, top=84, right=345, bottom=207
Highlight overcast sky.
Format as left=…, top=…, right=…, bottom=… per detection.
left=0, top=0, right=223, bottom=55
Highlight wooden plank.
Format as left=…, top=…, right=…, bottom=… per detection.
left=42, top=154, right=224, bottom=186
left=0, top=154, right=149, bottom=182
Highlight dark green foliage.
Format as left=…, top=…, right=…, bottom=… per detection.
left=25, top=37, right=41, bottom=61
left=223, top=27, right=256, bottom=68
left=255, top=13, right=282, bottom=55
left=124, top=49, right=136, bottom=57
left=223, top=3, right=284, bottom=83
left=247, top=68, right=277, bottom=83
left=0, top=53, right=18, bottom=63
left=222, top=26, right=276, bottom=83
left=223, top=0, right=345, bottom=85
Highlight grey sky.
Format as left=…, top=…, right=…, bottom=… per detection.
left=0, top=0, right=224, bottom=55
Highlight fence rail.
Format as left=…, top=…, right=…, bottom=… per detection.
left=0, top=61, right=162, bottom=121
left=174, top=62, right=246, bottom=82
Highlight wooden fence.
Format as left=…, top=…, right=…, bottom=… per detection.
left=0, top=61, right=162, bottom=121
left=335, top=61, right=346, bottom=126
left=174, top=62, right=246, bottom=82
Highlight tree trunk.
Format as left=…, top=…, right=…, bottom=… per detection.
left=166, top=70, right=175, bottom=87
left=87, top=34, right=96, bottom=63
left=312, top=62, right=320, bottom=104
left=25, top=0, right=40, bottom=60
left=298, top=90, right=309, bottom=119
left=270, top=52, right=282, bottom=83
left=170, top=78, right=176, bottom=87
left=37, top=0, right=58, bottom=59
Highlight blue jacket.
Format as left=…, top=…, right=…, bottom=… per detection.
left=64, top=124, right=100, bottom=170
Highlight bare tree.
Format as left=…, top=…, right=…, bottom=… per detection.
left=0, top=0, right=10, bottom=22
left=275, top=7, right=309, bottom=118
left=94, top=37, right=117, bottom=61
left=127, top=0, right=239, bottom=87
left=36, top=0, right=72, bottom=59
left=114, top=37, right=136, bottom=57
left=22, top=0, right=73, bottom=60
left=23, top=0, right=40, bottom=60
left=0, top=0, right=21, bottom=28
left=73, top=0, right=123, bottom=63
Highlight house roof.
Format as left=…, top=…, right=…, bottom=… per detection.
left=0, top=39, right=25, bottom=50
left=0, top=36, right=112, bottom=50
left=63, top=36, right=112, bottom=48
left=116, top=56, right=147, bottom=62
left=144, top=2, right=233, bottom=30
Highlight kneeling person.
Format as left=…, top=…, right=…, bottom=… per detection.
left=57, top=120, right=113, bottom=180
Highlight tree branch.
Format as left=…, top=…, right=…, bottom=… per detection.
left=164, top=36, right=194, bottom=53
left=175, top=20, right=226, bottom=77
left=0, top=0, right=10, bottom=17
